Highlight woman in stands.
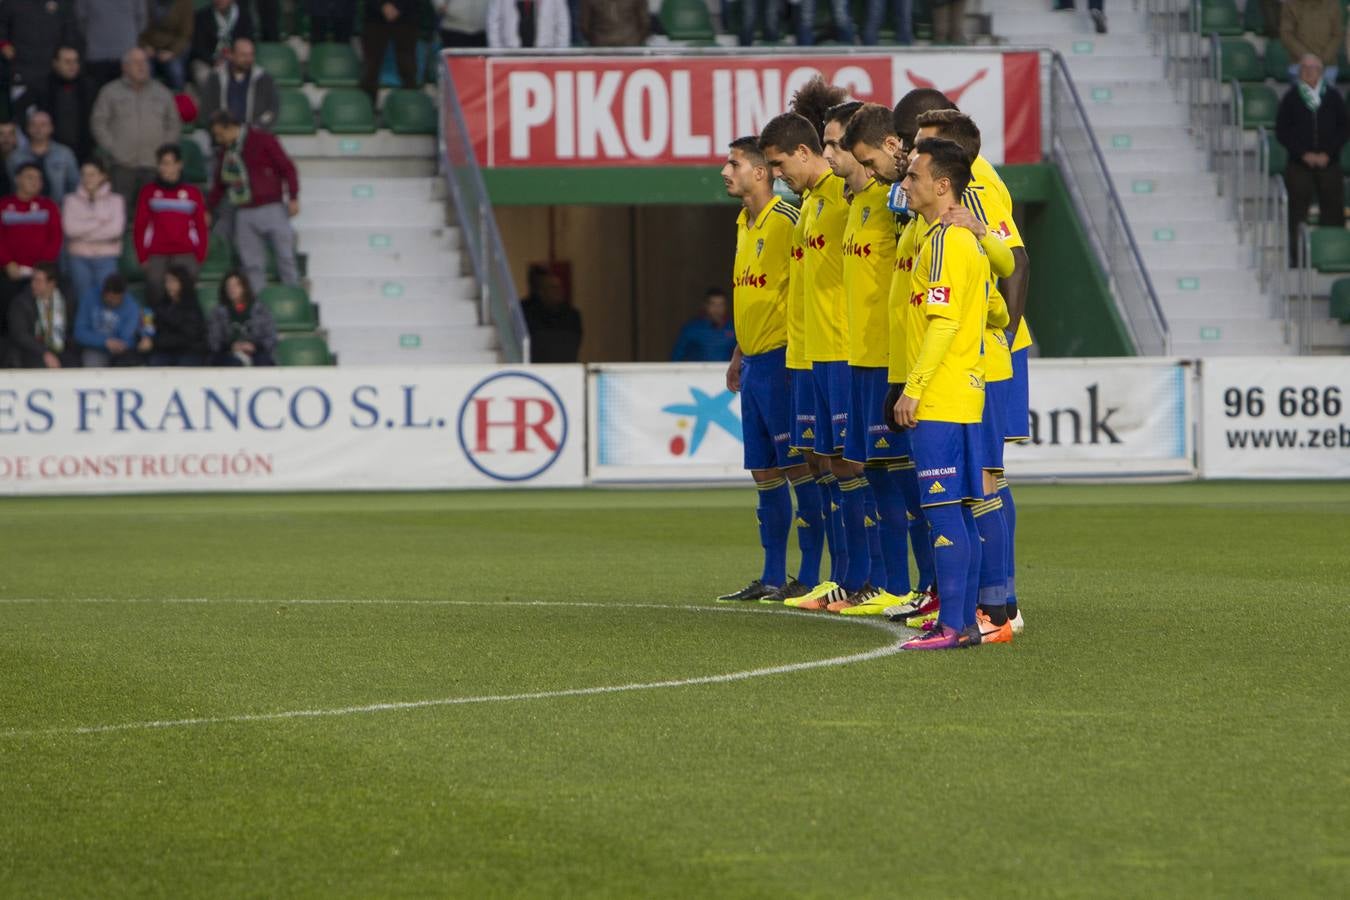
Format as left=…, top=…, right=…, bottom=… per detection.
left=207, top=270, right=277, bottom=366
left=145, top=264, right=209, bottom=366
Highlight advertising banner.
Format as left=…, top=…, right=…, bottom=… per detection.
left=1200, top=357, right=1350, bottom=479
left=0, top=366, right=585, bottom=495
left=445, top=51, right=1041, bottom=168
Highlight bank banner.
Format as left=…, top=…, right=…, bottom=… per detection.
left=0, top=366, right=585, bottom=494
left=1003, top=358, right=1193, bottom=478
left=1200, top=357, right=1350, bottom=479
left=445, top=50, right=1041, bottom=168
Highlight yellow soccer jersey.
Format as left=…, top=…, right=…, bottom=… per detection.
left=787, top=207, right=808, bottom=369
left=902, top=221, right=988, bottom=424
left=801, top=170, right=850, bottom=363
left=888, top=216, right=919, bottom=384
left=985, top=293, right=1013, bottom=383
left=843, top=179, right=897, bottom=367
left=732, top=196, right=797, bottom=356
left=968, top=158, right=1035, bottom=354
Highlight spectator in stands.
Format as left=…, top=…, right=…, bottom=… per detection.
left=135, top=143, right=209, bottom=306
left=76, top=0, right=145, bottom=88
left=207, top=111, right=300, bottom=295
left=0, top=163, right=63, bottom=323
left=671, top=288, right=736, bottom=362
left=6, top=261, right=76, bottom=368
left=929, top=0, right=965, bottom=43
left=1281, top=0, right=1343, bottom=83
left=0, top=0, right=82, bottom=99
left=736, top=0, right=781, bottom=46
left=145, top=263, right=207, bottom=365
left=863, top=0, right=913, bottom=46
left=140, top=0, right=195, bottom=91
left=796, top=0, right=856, bottom=46
left=1277, top=53, right=1349, bottom=258
left=1054, top=1, right=1106, bottom=35
left=208, top=270, right=277, bottom=365
left=200, top=38, right=278, bottom=130
left=308, top=0, right=358, bottom=43
left=488, top=0, right=571, bottom=47
left=0, top=122, right=20, bottom=197
left=1260, top=0, right=1281, bottom=38
left=580, top=0, right=649, bottom=46
left=520, top=264, right=582, bottom=362
left=74, top=272, right=142, bottom=366
left=435, top=0, right=490, bottom=47
left=190, top=0, right=254, bottom=87
left=10, top=111, right=79, bottom=204
left=15, top=46, right=97, bottom=163
left=91, top=47, right=181, bottom=203
left=63, top=159, right=124, bottom=313
left=361, top=0, right=420, bottom=101
left=254, top=0, right=281, bottom=42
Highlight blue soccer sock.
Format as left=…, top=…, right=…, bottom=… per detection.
left=923, top=502, right=972, bottom=632
left=973, top=493, right=1008, bottom=625
left=755, top=477, right=792, bottom=587
left=790, top=472, right=824, bottom=586
left=818, top=473, right=846, bottom=584
left=862, top=486, right=886, bottom=590
left=962, top=503, right=981, bottom=630
left=997, top=474, right=1017, bottom=616
left=865, top=465, right=911, bottom=596
left=837, top=475, right=871, bottom=593
left=892, top=461, right=935, bottom=591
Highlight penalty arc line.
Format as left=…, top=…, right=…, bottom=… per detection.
left=0, top=599, right=911, bottom=739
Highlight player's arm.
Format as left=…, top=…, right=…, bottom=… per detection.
left=1002, top=247, right=1030, bottom=335
left=726, top=345, right=743, bottom=392
left=988, top=292, right=1010, bottom=331
left=939, top=204, right=1013, bottom=278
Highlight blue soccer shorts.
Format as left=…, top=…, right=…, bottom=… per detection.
left=810, top=360, right=850, bottom=456
left=910, top=419, right=986, bottom=508
left=740, top=346, right=794, bottom=471
left=844, top=366, right=911, bottom=463
left=1005, top=347, right=1031, bottom=442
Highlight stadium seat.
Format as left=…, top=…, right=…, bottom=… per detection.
left=1217, top=38, right=1263, bottom=83
left=320, top=89, right=377, bottom=134
left=259, top=284, right=319, bottom=332
left=274, top=88, right=317, bottom=135
left=1240, top=84, right=1278, bottom=129
left=660, top=0, right=716, bottom=41
left=200, top=232, right=235, bottom=279
left=1309, top=226, right=1350, bottom=272
left=1263, top=39, right=1290, bottom=81
left=119, top=231, right=145, bottom=281
left=1329, top=278, right=1350, bottom=321
left=1266, top=131, right=1288, bottom=174
left=308, top=43, right=361, bottom=87
left=277, top=333, right=334, bottom=366
left=255, top=42, right=302, bottom=87
left=1198, top=0, right=1243, bottom=35
left=179, top=139, right=208, bottom=185
left=1242, top=0, right=1266, bottom=33
left=382, top=89, right=436, bottom=135
left=196, top=280, right=220, bottom=314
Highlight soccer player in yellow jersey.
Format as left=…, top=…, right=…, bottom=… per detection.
left=891, top=137, right=991, bottom=650
left=760, top=108, right=875, bottom=612
left=714, top=136, right=819, bottom=604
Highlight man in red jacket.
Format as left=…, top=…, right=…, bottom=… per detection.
left=207, top=110, right=299, bottom=295
left=0, top=162, right=63, bottom=338
left=135, top=143, right=209, bottom=306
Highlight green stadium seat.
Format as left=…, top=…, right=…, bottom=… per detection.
left=320, top=88, right=377, bottom=134
left=1243, top=0, right=1267, bottom=34
left=179, top=139, right=208, bottom=185
left=308, top=43, right=362, bottom=87
left=200, top=232, right=235, bottom=279
left=255, top=42, right=302, bottom=88
left=1264, top=39, right=1291, bottom=81
left=119, top=230, right=145, bottom=281
left=1217, top=38, right=1263, bottom=83
left=259, top=284, right=319, bottom=332
left=1329, top=278, right=1350, bottom=321
left=1240, top=84, right=1278, bottom=128
left=1309, top=226, right=1350, bottom=271
left=274, top=88, right=316, bottom=135
left=1198, top=0, right=1243, bottom=36
left=195, top=280, right=220, bottom=315
left=660, top=0, right=716, bottom=41
left=277, top=333, right=334, bottom=366
left=1266, top=131, right=1288, bottom=174
left=382, top=89, right=436, bottom=134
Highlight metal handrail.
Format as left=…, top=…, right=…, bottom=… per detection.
left=438, top=57, right=531, bottom=364
left=1298, top=224, right=1313, bottom=353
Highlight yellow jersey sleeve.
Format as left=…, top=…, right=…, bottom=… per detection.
left=907, top=223, right=988, bottom=424
left=732, top=196, right=796, bottom=356
left=969, top=157, right=1035, bottom=354
left=843, top=179, right=897, bottom=368
left=787, top=203, right=809, bottom=369
left=971, top=154, right=1013, bottom=213
left=888, top=216, right=918, bottom=384
left=801, top=171, right=850, bottom=363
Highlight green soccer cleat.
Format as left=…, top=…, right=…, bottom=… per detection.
left=839, top=588, right=906, bottom=616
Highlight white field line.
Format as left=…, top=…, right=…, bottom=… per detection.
left=0, top=599, right=910, bottom=739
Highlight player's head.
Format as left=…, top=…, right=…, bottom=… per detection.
left=721, top=136, right=770, bottom=200
left=901, top=137, right=972, bottom=220
left=915, top=108, right=981, bottom=162
left=843, top=102, right=904, bottom=184
left=821, top=101, right=863, bottom=179
left=893, top=88, right=955, bottom=152
left=789, top=76, right=849, bottom=144
left=759, top=113, right=823, bottom=195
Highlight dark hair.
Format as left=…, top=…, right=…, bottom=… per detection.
left=102, top=273, right=127, bottom=295
left=729, top=135, right=766, bottom=167
left=704, top=287, right=727, bottom=299
left=824, top=100, right=863, bottom=130
left=164, top=263, right=198, bottom=308
left=915, top=108, right=981, bottom=160
left=218, top=270, right=254, bottom=307
left=32, top=261, right=58, bottom=282
left=81, top=157, right=107, bottom=174
left=156, top=143, right=182, bottom=163
left=893, top=88, right=955, bottom=149
left=14, top=161, right=42, bottom=178
left=209, top=110, right=239, bottom=129
left=52, top=44, right=79, bottom=61
left=842, top=103, right=897, bottom=152
left=790, top=77, right=849, bottom=143
left=759, top=112, right=822, bottom=157
left=914, top=137, right=973, bottom=196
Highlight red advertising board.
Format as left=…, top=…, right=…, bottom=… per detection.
left=446, top=51, right=1041, bottom=168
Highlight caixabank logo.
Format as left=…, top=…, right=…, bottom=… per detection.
left=457, top=371, right=568, bottom=481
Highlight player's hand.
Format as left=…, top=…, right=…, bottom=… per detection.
left=726, top=359, right=741, bottom=392
left=940, top=205, right=986, bottom=238
left=1302, top=152, right=1322, bottom=168
left=896, top=394, right=919, bottom=430
left=883, top=383, right=903, bottom=431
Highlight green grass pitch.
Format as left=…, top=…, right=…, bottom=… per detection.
left=1, top=482, right=1347, bottom=897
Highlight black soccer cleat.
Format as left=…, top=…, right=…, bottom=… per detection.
left=716, top=579, right=778, bottom=602
left=760, top=578, right=810, bottom=604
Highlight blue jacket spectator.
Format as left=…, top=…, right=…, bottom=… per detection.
left=672, top=289, right=737, bottom=362
left=8, top=111, right=79, bottom=204
left=74, top=273, right=142, bottom=366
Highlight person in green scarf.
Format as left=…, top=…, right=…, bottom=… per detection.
left=1276, top=54, right=1349, bottom=261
